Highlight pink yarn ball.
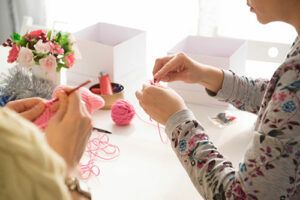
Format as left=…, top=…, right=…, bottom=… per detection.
left=111, top=99, right=135, bottom=126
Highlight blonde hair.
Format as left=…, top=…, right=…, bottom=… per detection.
left=0, top=108, right=71, bottom=200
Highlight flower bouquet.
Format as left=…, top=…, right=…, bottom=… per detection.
left=2, top=29, right=77, bottom=85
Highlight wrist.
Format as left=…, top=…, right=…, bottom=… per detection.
left=65, top=176, right=92, bottom=200
left=66, top=167, right=78, bottom=178
left=165, top=109, right=196, bottom=137
left=199, top=66, right=224, bottom=93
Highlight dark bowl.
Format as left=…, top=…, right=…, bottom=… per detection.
left=89, top=82, right=124, bottom=110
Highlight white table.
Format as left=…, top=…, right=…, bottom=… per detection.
left=0, top=46, right=257, bottom=200
left=88, top=91, right=257, bottom=200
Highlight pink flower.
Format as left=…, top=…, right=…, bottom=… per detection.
left=64, top=53, right=75, bottom=68
left=34, top=40, right=51, bottom=54
left=7, top=44, right=20, bottom=63
left=28, top=29, right=46, bottom=38
left=39, top=55, right=57, bottom=71
left=17, top=47, right=34, bottom=67
left=49, top=42, right=64, bottom=55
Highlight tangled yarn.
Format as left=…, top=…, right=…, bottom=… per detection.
left=79, top=131, right=120, bottom=180
left=111, top=99, right=135, bottom=126
left=34, top=86, right=105, bottom=129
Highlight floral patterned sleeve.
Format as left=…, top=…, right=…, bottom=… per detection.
left=165, top=110, right=246, bottom=199
left=165, top=39, right=300, bottom=199
left=207, top=70, right=269, bottom=114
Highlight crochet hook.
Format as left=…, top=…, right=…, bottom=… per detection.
left=52, top=79, right=92, bottom=103
left=93, top=127, right=112, bottom=134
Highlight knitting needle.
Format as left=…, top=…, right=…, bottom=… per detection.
left=52, top=79, right=92, bottom=103
left=93, top=127, right=112, bottom=134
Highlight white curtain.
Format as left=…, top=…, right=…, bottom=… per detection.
left=0, top=0, right=46, bottom=43
left=197, top=0, right=296, bottom=44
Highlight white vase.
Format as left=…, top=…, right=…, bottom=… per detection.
left=31, top=65, right=66, bottom=86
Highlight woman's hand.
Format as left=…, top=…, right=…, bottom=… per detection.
left=153, top=53, right=224, bottom=93
left=5, top=98, right=46, bottom=121
left=135, top=84, right=187, bottom=125
left=45, top=89, right=92, bottom=171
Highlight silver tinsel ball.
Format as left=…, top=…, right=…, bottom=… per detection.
left=0, top=65, right=55, bottom=102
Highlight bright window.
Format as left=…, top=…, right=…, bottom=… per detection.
left=45, top=0, right=297, bottom=79
left=197, top=0, right=297, bottom=79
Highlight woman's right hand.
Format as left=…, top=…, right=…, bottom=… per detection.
left=153, top=53, right=224, bottom=93
left=45, top=89, right=92, bottom=171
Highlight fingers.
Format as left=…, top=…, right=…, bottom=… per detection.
left=153, top=53, right=186, bottom=82
left=49, top=101, right=59, bottom=112
left=6, top=97, right=45, bottom=113
left=51, top=91, right=68, bottom=122
left=20, top=102, right=46, bottom=121
left=135, top=85, right=159, bottom=109
left=135, top=90, right=142, bottom=101
left=160, top=71, right=182, bottom=82
left=80, top=100, right=92, bottom=120
left=50, top=85, right=78, bottom=112
left=142, top=83, right=151, bottom=90
left=135, top=90, right=149, bottom=115
left=152, top=56, right=173, bottom=76
left=136, top=84, right=151, bottom=100
left=66, top=92, right=92, bottom=128
left=52, top=86, right=73, bottom=98
left=66, top=91, right=81, bottom=116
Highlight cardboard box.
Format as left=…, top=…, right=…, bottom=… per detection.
left=66, top=22, right=146, bottom=86
left=167, top=36, right=247, bottom=107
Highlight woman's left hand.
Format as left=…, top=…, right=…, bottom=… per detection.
left=135, top=84, right=187, bottom=125
left=5, top=98, right=46, bottom=121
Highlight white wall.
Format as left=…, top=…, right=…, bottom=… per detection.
left=45, top=0, right=199, bottom=75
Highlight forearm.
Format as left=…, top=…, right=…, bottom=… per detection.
left=165, top=109, right=243, bottom=198
left=206, top=70, right=269, bottom=114
left=164, top=109, right=289, bottom=199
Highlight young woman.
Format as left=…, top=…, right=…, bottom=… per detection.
left=1, top=89, right=92, bottom=200
left=136, top=0, right=300, bottom=199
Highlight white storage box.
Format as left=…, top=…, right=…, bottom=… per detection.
left=66, top=22, right=146, bottom=86
left=167, top=36, right=247, bottom=107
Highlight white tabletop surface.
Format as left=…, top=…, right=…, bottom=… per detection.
left=87, top=92, right=257, bottom=200
left=0, top=46, right=257, bottom=200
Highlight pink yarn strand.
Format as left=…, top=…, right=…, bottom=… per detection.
left=135, top=111, right=168, bottom=144
left=79, top=159, right=101, bottom=180
left=79, top=131, right=120, bottom=180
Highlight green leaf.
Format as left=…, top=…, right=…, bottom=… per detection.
left=17, top=37, right=28, bottom=46
left=57, top=62, right=65, bottom=72
left=55, top=32, right=62, bottom=41
left=47, top=30, right=52, bottom=40
left=11, top=32, right=21, bottom=42
left=58, top=34, right=70, bottom=51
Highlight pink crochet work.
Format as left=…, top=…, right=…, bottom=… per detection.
left=34, top=87, right=105, bottom=129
